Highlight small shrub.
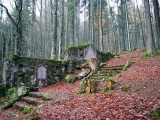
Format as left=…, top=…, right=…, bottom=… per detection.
left=22, top=107, right=31, bottom=114
left=152, top=110, right=160, bottom=118
left=141, top=51, right=160, bottom=59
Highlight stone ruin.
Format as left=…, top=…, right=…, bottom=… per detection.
left=3, top=55, right=65, bottom=88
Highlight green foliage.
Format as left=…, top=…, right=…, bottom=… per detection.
left=152, top=110, right=160, bottom=118
left=22, top=107, right=31, bottom=114
left=122, top=61, right=133, bottom=72
left=141, top=51, right=160, bottom=59
left=78, top=81, right=86, bottom=94
left=64, top=74, right=76, bottom=83
left=42, top=94, right=52, bottom=101
left=90, top=79, right=97, bottom=93
left=121, top=86, right=131, bottom=92
left=101, top=87, right=107, bottom=93
left=0, top=84, right=6, bottom=98
left=97, top=50, right=115, bottom=62
left=6, top=87, right=16, bottom=99
left=67, top=42, right=90, bottom=51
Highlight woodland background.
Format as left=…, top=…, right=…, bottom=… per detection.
left=0, top=0, right=160, bottom=69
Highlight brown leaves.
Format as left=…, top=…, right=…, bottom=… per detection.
left=37, top=93, right=159, bottom=119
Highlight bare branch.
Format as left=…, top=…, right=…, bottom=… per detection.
left=0, top=3, right=16, bottom=25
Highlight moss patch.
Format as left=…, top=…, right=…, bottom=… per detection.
left=122, top=60, right=133, bottom=72
left=141, top=51, right=160, bottom=59
left=6, top=87, right=16, bottom=99
left=22, top=107, right=31, bottom=114
left=42, top=94, right=52, bottom=101
left=64, top=74, right=76, bottom=83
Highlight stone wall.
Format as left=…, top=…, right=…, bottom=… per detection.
left=64, top=43, right=114, bottom=73
left=3, top=55, right=65, bottom=88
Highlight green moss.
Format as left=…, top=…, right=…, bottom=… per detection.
left=64, top=74, right=76, bottom=83
left=42, top=94, right=52, bottom=101
left=78, top=80, right=87, bottom=94
left=141, top=51, right=160, bottom=59
left=122, top=61, right=133, bottom=72
left=101, top=87, right=107, bottom=93
left=6, top=87, right=16, bottom=99
left=97, top=50, right=115, bottom=62
left=66, top=42, right=90, bottom=51
left=2, top=95, right=22, bottom=109
left=152, top=110, right=160, bottom=118
left=22, top=107, right=31, bottom=114
left=0, top=84, right=6, bottom=98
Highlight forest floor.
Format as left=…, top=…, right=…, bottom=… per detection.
left=0, top=49, right=160, bottom=120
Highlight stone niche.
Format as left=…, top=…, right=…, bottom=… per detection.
left=35, top=64, right=48, bottom=87
left=3, top=55, right=65, bottom=88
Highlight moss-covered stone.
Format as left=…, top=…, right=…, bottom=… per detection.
left=64, top=43, right=114, bottom=73
left=6, top=87, right=17, bottom=99
left=64, top=74, right=76, bottom=83
left=4, top=55, right=65, bottom=88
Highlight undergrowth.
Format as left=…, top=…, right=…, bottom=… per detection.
left=141, top=51, right=160, bottom=59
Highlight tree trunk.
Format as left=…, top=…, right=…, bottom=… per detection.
left=153, top=0, right=160, bottom=47
left=144, top=0, right=156, bottom=53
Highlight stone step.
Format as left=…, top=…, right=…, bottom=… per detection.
left=90, top=76, right=110, bottom=79
left=13, top=101, right=33, bottom=112
left=100, top=67, right=123, bottom=71
left=6, top=108, right=20, bottom=118
left=22, top=96, right=44, bottom=106
left=99, top=70, right=121, bottom=74
left=29, top=92, right=43, bottom=98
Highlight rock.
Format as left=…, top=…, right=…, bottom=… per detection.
left=64, top=74, right=76, bottom=83
left=77, top=71, right=89, bottom=79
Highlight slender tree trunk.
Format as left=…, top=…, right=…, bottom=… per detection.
left=99, top=0, right=103, bottom=51
left=144, top=0, right=156, bottom=53
left=136, top=0, right=145, bottom=48
left=153, top=0, right=160, bottom=47
left=58, top=0, right=64, bottom=60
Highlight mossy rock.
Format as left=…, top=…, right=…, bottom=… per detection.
left=64, top=74, right=76, bottom=83
left=6, top=87, right=17, bottom=99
